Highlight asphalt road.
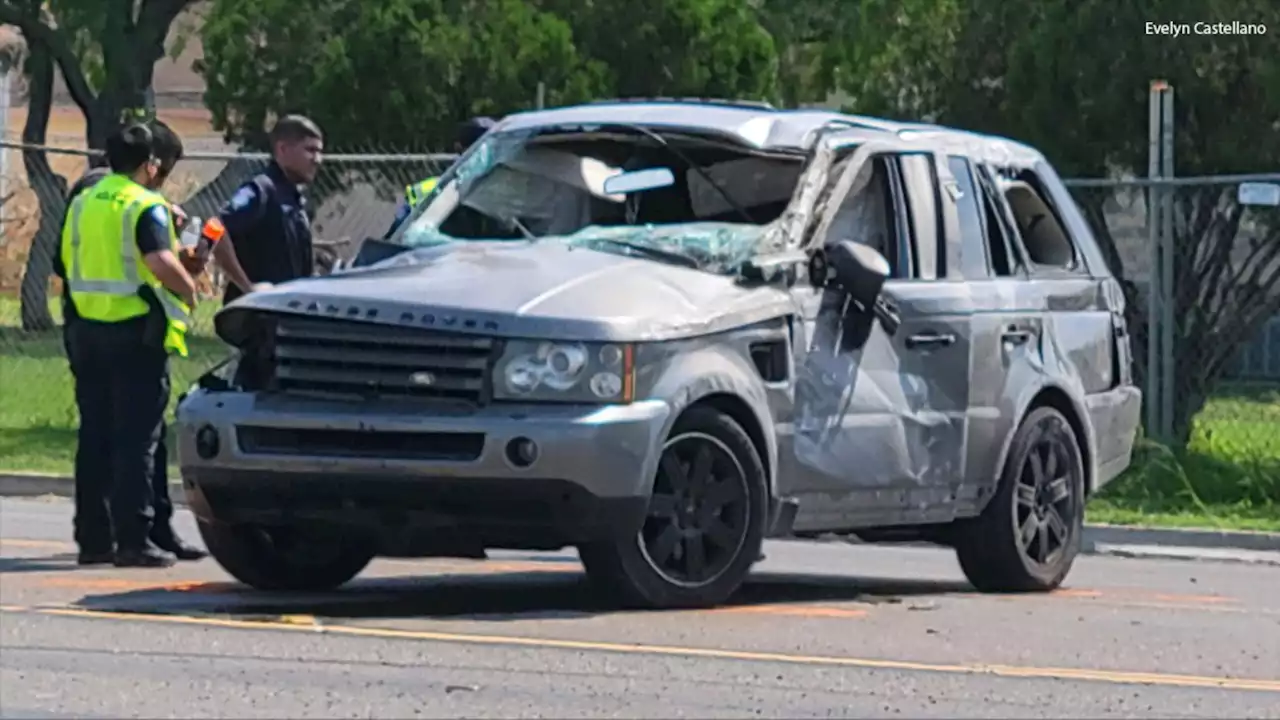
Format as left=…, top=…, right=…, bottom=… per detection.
left=2, top=496, right=1279, bottom=719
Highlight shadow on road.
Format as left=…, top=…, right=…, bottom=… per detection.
left=69, top=562, right=972, bottom=622
left=0, top=554, right=81, bottom=574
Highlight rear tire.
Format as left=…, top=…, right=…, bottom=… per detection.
left=198, top=520, right=374, bottom=592
left=579, top=405, right=768, bottom=609
left=954, top=406, right=1086, bottom=592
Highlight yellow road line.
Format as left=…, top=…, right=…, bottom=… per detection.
left=1, top=604, right=1276, bottom=693
left=28, top=578, right=237, bottom=593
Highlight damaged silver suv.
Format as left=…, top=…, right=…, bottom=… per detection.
left=177, top=99, right=1142, bottom=608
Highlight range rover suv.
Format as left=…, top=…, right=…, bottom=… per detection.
left=177, top=99, right=1142, bottom=608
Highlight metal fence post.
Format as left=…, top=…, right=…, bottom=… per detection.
left=1158, top=85, right=1176, bottom=442
left=1145, top=81, right=1164, bottom=440
left=0, top=55, right=12, bottom=239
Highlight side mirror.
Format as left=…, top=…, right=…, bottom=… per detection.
left=827, top=240, right=890, bottom=310
left=810, top=240, right=890, bottom=305
left=808, top=240, right=900, bottom=336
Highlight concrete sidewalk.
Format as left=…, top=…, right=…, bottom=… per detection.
left=4, top=470, right=1278, bottom=566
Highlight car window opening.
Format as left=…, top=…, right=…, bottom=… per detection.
left=822, top=156, right=902, bottom=278
left=1001, top=172, right=1077, bottom=270
left=416, top=129, right=806, bottom=243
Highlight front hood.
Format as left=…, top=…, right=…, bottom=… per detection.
left=215, top=232, right=793, bottom=345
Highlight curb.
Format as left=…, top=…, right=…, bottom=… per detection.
left=4, top=471, right=1279, bottom=557
left=1080, top=524, right=1280, bottom=554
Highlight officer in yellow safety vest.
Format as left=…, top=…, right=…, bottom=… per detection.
left=61, top=122, right=205, bottom=568
left=385, top=116, right=497, bottom=236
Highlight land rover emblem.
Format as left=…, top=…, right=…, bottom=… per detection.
left=410, top=371, right=436, bottom=386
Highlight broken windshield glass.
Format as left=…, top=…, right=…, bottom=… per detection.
left=389, top=124, right=811, bottom=272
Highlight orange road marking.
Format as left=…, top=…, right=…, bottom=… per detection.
left=704, top=604, right=869, bottom=619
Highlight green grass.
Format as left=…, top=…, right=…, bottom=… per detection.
left=1086, top=382, right=1280, bottom=532
left=0, top=296, right=225, bottom=475
left=1, top=295, right=1277, bottom=532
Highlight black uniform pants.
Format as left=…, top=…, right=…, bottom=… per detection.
left=66, top=317, right=175, bottom=552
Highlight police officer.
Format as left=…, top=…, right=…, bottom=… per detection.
left=212, top=115, right=324, bottom=303
left=57, top=120, right=207, bottom=565
left=61, top=122, right=203, bottom=567
left=386, top=116, right=496, bottom=236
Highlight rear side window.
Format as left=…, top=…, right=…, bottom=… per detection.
left=947, top=155, right=989, bottom=279
left=1001, top=171, right=1079, bottom=270
left=897, top=154, right=942, bottom=280
left=974, top=165, right=1016, bottom=276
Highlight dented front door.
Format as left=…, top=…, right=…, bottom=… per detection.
left=785, top=140, right=971, bottom=531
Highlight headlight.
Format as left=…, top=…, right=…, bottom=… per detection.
left=494, top=340, right=634, bottom=403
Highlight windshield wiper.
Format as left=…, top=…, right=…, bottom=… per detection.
left=588, top=237, right=700, bottom=269
left=604, top=123, right=755, bottom=224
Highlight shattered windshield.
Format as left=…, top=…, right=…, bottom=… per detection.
left=390, top=125, right=807, bottom=274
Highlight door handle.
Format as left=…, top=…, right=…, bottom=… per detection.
left=905, top=331, right=956, bottom=350
left=1002, top=325, right=1034, bottom=345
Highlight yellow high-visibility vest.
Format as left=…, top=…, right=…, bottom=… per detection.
left=59, top=173, right=192, bottom=357
left=404, top=177, right=439, bottom=207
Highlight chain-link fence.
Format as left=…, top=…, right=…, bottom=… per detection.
left=2, top=139, right=1277, bottom=490
left=1064, top=175, right=1280, bottom=506
left=0, top=140, right=456, bottom=472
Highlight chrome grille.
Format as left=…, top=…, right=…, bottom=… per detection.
left=269, top=316, right=496, bottom=403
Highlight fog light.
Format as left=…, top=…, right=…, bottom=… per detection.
left=195, top=425, right=220, bottom=459
left=505, top=437, right=539, bottom=468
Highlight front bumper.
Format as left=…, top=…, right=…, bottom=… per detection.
left=176, top=390, right=671, bottom=550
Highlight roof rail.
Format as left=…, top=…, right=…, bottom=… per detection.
left=585, top=97, right=777, bottom=111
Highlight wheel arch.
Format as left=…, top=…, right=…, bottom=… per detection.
left=647, top=346, right=778, bottom=500
left=1002, top=383, right=1096, bottom=496
left=690, top=393, right=773, bottom=493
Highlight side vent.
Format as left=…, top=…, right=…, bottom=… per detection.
left=749, top=341, right=789, bottom=383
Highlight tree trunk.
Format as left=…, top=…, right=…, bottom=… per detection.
left=17, top=44, right=63, bottom=332
left=1165, top=185, right=1280, bottom=448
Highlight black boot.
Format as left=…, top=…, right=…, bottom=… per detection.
left=150, top=532, right=208, bottom=561
left=114, top=546, right=176, bottom=568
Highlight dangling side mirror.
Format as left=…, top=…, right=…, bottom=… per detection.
left=809, top=240, right=900, bottom=336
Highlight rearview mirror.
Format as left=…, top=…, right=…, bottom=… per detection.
left=602, top=167, right=676, bottom=196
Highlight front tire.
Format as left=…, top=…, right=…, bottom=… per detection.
left=198, top=520, right=374, bottom=592
left=579, top=405, right=768, bottom=609
left=954, top=406, right=1086, bottom=592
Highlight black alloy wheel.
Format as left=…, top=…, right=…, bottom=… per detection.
left=1013, top=425, right=1077, bottom=569
left=954, top=406, right=1086, bottom=593
left=577, top=405, right=768, bottom=609
left=638, top=431, right=751, bottom=587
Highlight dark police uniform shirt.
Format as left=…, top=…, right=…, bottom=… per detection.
left=217, top=161, right=314, bottom=305
left=55, top=167, right=171, bottom=326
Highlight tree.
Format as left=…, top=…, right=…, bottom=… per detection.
left=0, top=0, right=198, bottom=330
left=535, top=0, right=780, bottom=103
left=199, top=0, right=606, bottom=152
left=823, top=0, right=1280, bottom=446
left=754, top=0, right=845, bottom=107
left=196, top=0, right=607, bottom=225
